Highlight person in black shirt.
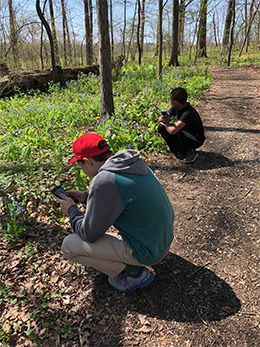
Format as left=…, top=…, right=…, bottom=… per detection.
left=158, top=87, right=205, bottom=163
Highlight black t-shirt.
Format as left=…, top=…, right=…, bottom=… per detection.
left=168, top=103, right=205, bottom=142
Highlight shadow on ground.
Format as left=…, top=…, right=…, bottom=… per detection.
left=93, top=252, right=241, bottom=323
left=204, top=126, right=260, bottom=134
left=148, top=151, right=234, bottom=172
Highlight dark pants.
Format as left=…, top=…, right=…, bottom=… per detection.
left=158, top=124, right=204, bottom=157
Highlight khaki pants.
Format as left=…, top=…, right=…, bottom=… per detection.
left=61, top=232, right=145, bottom=277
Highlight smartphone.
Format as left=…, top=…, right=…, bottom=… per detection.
left=161, top=110, right=171, bottom=121
left=51, top=186, right=79, bottom=204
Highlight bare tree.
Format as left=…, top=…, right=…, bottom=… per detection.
left=222, top=0, right=235, bottom=46
left=39, top=0, right=48, bottom=69
left=158, top=0, right=163, bottom=77
left=245, top=0, right=254, bottom=51
left=137, top=0, right=142, bottom=64
left=227, top=0, right=235, bottom=66
left=109, top=0, right=114, bottom=61
left=126, top=0, right=138, bottom=62
left=61, top=0, right=72, bottom=66
left=122, top=0, right=127, bottom=58
left=239, top=0, right=260, bottom=56
left=196, top=0, right=207, bottom=58
left=8, top=0, right=19, bottom=67
left=169, top=0, right=179, bottom=66
left=178, top=0, right=193, bottom=52
left=36, top=0, right=58, bottom=82
left=140, top=0, right=145, bottom=57
left=212, top=12, right=218, bottom=46
left=48, top=0, right=60, bottom=65
left=83, top=0, right=93, bottom=65
left=96, top=0, right=114, bottom=116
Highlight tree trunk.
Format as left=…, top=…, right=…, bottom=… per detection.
left=8, top=0, right=19, bottom=68
left=137, top=0, right=142, bottom=65
left=96, top=0, right=114, bottom=116
left=245, top=0, right=254, bottom=52
left=158, top=0, right=163, bottom=78
left=169, top=0, right=179, bottom=67
left=36, top=0, right=58, bottom=82
left=245, top=0, right=248, bottom=49
left=213, top=12, right=218, bottom=46
left=179, top=0, right=185, bottom=53
left=109, top=0, right=114, bottom=61
left=48, top=0, right=60, bottom=65
left=84, top=0, right=93, bottom=65
left=140, top=0, right=145, bottom=58
left=39, top=0, right=48, bottom=70
left=227, top=1, right=235, bottom=66
left=239, top=0, right=260, bottom=56
left=122, top=0, right=127, bottom=58
left=197, top=0, right=207, bottom=58
left=126, top=0, right=138, bottom=62
left=61, top=0, right=67, bottom=66
left=222, top=0, right=234, bottom=46
left=179, top=0, right=194, bottom=53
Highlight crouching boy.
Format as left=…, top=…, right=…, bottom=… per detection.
left=57, top=133, right=174, bottom=293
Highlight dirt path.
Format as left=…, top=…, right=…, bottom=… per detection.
left=0, top=66, right=259, bottom=347
left=144, top=66, right=260, bottom=346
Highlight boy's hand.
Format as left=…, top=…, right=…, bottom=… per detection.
left=66, top=190, right=86, bottom=203
left=57, top=194, right=76, bottom=214
left=158, top=114, right=170, bottom=124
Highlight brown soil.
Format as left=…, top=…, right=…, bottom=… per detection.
left=0, top=66, right=259, bottom=347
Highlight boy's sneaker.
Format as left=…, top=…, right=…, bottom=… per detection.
left=108, top=267, right=154, bottom=293
left=183, top=150, right=198, bottom=164
left=173, top=151, right=185, bottom=160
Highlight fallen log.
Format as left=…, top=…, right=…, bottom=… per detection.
left=0, top=56, right=124, bottom=98
left=0, top=65, right=100, bottom=98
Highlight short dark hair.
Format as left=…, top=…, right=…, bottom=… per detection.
left=170, top=87, right=188, bottom=104
left=77, top=140, right=112, bottom=163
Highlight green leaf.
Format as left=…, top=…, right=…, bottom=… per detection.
left=0, top=190, right=7, bottom=198
left=75, top=171, right=87, bottom=191
left=20, top=145, right=31, bottom=159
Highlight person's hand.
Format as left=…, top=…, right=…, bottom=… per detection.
left=57, top=194, right=76, bottom=214
left=67, top=190, right=86, bottom=203
left=158, top=114, right=170, bottom=124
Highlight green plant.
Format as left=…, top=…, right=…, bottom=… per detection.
left=60, top=323, right=72, bottom=339
left=0, top=63, right=213, bottom=231
left=0, top=190, right=27, bottom=241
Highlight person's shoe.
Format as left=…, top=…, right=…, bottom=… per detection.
left=183, top=150, right=198, bottom=164
left=108, top=267, right=154, bottom=293
left=173, top=151, right=185, bottom=160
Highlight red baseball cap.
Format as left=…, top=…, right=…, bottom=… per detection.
left=67, top=133, right=109, bottom=165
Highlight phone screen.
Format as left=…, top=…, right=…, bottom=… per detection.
left=51, top=187, right=78, bottom=204
left=161, top=111, right=171, bottom=119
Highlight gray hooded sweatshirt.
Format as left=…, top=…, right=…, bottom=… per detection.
left=68, top=150, right=174, bottom=265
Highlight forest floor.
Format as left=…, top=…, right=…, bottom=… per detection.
left=0, top=66, right=260, bottom=347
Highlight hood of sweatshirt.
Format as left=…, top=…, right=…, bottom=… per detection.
left=99, top=149, right=148, bottom=176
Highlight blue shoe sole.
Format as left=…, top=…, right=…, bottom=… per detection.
left=109, top=271, right=154, bottom=293
left=183, top=152, right=198, bottom=164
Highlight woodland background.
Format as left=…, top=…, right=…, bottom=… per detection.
left=1, top=0, right=260, bottom=75
left=1, top=1, right=260, bottom=346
